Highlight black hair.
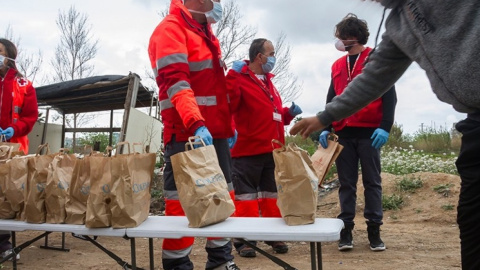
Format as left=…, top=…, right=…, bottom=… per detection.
left=248, top=38, right=268, bottom=63
left=334, top=13, right=369, bottom=45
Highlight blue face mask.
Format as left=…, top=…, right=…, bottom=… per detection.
left=189, top=0, right=223, bottom=24
left=261, top=55, right=276, bottom=74
left=205, top=1, right=223, bottom=24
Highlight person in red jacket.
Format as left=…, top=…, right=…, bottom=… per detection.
left=0, top=38, right=38, bottom=260
left=226, top=38, right=303, bottom=257
left=148, top=1, right=238, bottom=270
left=318, top=14, right=396, bottom=252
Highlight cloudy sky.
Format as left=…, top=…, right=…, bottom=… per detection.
left=2, top=0, right=465, bottom=135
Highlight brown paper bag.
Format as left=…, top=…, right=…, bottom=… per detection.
left=6, top=155, right=32, bottom=220
left=85, top=147, right=113, bottom=228
left=45, top=149, right=77, bottom=224
left=0, top=135, right=20, bottom=153
left=24, top=144, right=54, bottom=223
left=272, top=140, right=319, bottom=226
left=171, top=136, right=235, bottom=228
left=110, top=142, right=155, bottom=228
left=0, top=145, right=13, bottom=163
left=0, top=162, right=15, bottom=219
left=310, top=133, right=344, bottom=187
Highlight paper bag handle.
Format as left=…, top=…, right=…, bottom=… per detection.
left=58, top=148, right=70, bottom=154
left=0, top=145, right=13, bottom=160
left=132, top=142, right=145, bottom=154
left=104, top=146, right=113, bottom=157
left=115, top=142, right=131, bottom=155
left=271, top=139, right=286, bottom=150
left=185, top=136, right=206, bottom=150
left=328, top=133, right=339, bottom=142
left=35, top=143, right=50, bottom=156
left=0, top=134, right=7, bottom=142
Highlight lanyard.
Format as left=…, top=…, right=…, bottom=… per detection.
left=346, top=50, right=362, bottom=82
left=251, top=73, right=278, bottom=112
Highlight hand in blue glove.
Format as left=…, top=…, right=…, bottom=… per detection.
left=2, top=127, right=14, bottom=140
left=231, top=60, right=246, bottom=73
left=319, top=130, right=330, bottom=149
left=227, top=130, right=238, bottom=149
left=371, top=128, right=389, bottom=149
left=289, top=102, right=303, bottom=117
left=194, top=126, right=213, bottom=148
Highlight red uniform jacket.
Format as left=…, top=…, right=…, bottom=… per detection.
left=0, top=68, right=38, bottom=153
left=331, top=47, right=383, bottom=131
left=226, top=62, right=294, bottom=158
left=148, top=0, right=233, bottom=145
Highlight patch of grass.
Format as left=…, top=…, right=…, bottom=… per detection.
left=382, top=194, right=404, bottom=210
left=151, top=189, right=163, bottom=199
left=415, top=208, right=423, bottom=214
left=389, top=214, right=398, bottom=220
left=396, top=176, right=423, bottom=192
left=433, top=183, right=454, bottom=197
left=441, top=204, right=455, bottom=211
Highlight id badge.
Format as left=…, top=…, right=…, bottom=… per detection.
left=273, top=112, right=282, bottom=122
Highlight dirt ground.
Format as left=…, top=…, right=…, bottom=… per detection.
left=2, top=172, right=461, bottom=270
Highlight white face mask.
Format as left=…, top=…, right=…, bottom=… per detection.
left=189, top=0, right=223, bottom=24
left=335, top=39, right=358, bottom=52
left=0, top=55, right=15, bottom=69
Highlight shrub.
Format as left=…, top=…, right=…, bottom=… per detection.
left=382, top=194, right=404, bottom=210
left=396, top=176, right=423, bottom=192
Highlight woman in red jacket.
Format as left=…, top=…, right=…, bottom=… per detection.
left=0, top=38, right=38, bottom=260
left=226, top=38, right=302, bottom=258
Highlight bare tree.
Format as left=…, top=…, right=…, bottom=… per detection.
left=51, top=5, right=98, bottom=82
left=147, top=0, right=302, bottom=103
left=271, top=32, right=303, bottom=103
left=3, top=25, right=44, bottom=83
left=212, top=0, right=257, bottom=66
left=50, top=5, right=99, bottom=148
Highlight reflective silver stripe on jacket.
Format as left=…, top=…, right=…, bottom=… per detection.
left=189, top=59, right=213, bottom=71
left=167, top=80, right=191, bottom=98
left=156, top=53, right=188, bottom=71
left=160, top=96, right=218, bottom=112
left=14, top=106, right=22, bottom=114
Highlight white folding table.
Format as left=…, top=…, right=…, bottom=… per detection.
left=0, top=217, right=343, bottom=270
left=0, top=220, right=130, bottom=270
left=126, top=216, right=343, bottom=270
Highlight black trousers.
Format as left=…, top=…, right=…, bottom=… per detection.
left=455, top=113, right=480, bottom=270
left=335, top=137, right=383, bottom=226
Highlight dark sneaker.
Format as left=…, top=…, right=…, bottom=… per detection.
left=367, top=224, right=386, bottom=251
left=210, top=260, right=240, bottom=270
left=265, top=241, right=288, bottom=254
left=338, top=227, right=353, bottom=251
left=237, top=245, right=256, bottom=257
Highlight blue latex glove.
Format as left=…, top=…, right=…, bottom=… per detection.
left=194, top=126, right=213, bottom=148
left=371, top=128, right=389, bottom=149
left=227, top=130, right=238, bottom=149
left=319, top=131, right=330, bottom=149
left=231, top=60, right=246, bottom=72
left=2, top=127, right=14, bottom=140
left=289, top=102, right=303, bottom=117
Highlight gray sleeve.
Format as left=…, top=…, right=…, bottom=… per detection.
left=317, top=33, right=412, bottom=126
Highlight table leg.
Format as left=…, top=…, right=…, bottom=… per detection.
left=310, top=242, right=316, bottom=270
left=317, top=243, right=322, bottom=270
left=149, top=238, right=154, bottom=270
left=131, top=238, right=137, bottom=270
left=12, top=231, right=17, bottom=270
